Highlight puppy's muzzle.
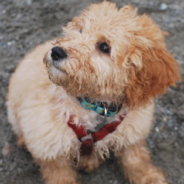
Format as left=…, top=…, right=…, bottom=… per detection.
left=51, top=46, right=67, bottom=61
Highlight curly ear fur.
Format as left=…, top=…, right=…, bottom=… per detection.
left=124, top=14, right=181, bottom=109
left=125, top=47, right=181, bottom=108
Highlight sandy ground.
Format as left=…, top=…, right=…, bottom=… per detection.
left=0, top=0, right=184, bottom=184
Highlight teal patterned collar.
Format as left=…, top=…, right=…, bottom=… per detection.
left=77, top=97, right=122, bottom=117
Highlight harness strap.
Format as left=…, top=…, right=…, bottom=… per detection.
left=68, top=115, right=126, bottom=156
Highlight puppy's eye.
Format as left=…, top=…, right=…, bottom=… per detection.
left=79, top=29, right=82, bottom=33
left=99, top=43, right=110, bottom=54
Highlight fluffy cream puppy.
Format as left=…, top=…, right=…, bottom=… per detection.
left=7, top=2, right=180, bottom=184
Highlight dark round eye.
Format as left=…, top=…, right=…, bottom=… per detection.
left=79, top=29, right=82, bottom=33
left=99, top=43, right=110, bottom=54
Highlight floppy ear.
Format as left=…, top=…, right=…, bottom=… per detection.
left=125, top=47, right=181, bottom=108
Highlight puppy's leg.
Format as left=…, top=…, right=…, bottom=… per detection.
left=118, top=141, right=167, bottom=184
left=40, top=159, right=78, bottom=184
left=78, top=153, right=103, bottom=172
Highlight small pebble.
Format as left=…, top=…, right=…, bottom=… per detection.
left=163, top=117, right=167, bottom=122
left=17, top=167, right=23, bottom=173
left=26, top=0, right=32, bottom=5
left=7, top=41, right=15, bottom=46
left=2, top=10, right=6, bottom=14
left=149, top=2, right=154, bottom=6
left=155, top=127, right=160, bottom=132
left=159, top=3, right=168, bottom=11
left=10, top=162, right=16, bottom=171
left=113, top=180, right=118, bottom=184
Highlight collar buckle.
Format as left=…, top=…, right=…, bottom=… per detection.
left=77, top=97, right=122, bottom=118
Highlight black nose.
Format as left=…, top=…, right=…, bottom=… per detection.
left=51, top=47, right=67, bottom=61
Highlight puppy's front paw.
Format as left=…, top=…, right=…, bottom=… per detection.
left=40, top=159, right=78, bottom=184
left=79, top=155, right=102, bottom=173
left=45, top=177, right=78, bottom=184
left=136, top=171, right=168, bottom=184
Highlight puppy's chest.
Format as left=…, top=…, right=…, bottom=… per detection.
left=68, top=110, right=127, bottom=156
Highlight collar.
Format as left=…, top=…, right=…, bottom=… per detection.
left=77, top=97, right=122, bottom=117
left=68, top=114, right=126, bottom=156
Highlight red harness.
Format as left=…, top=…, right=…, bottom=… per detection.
left=68, top=115, right=126, bottom=156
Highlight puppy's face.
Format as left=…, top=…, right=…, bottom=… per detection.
left=44, top=2, right=180, bottom=109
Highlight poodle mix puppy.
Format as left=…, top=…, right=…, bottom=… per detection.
left=7, top=2, right=180, bottom=184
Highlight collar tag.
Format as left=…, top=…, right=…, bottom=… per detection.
left=96, top=102, right=108, bottom=122
left=94, top=103, right=108, bottom=132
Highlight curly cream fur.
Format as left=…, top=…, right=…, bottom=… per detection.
left=7, top=1, right=180, bottom=184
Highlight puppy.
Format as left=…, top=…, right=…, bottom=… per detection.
left=7, top=2, right=180, bottom=184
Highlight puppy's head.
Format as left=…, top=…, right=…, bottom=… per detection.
left=44, top=2, right=180, bottom=109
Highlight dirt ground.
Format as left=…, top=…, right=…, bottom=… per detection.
left=0, top=0, right=184, bottom=184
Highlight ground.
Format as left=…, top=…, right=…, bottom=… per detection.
left=0, top=0, right=184, bottom=184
